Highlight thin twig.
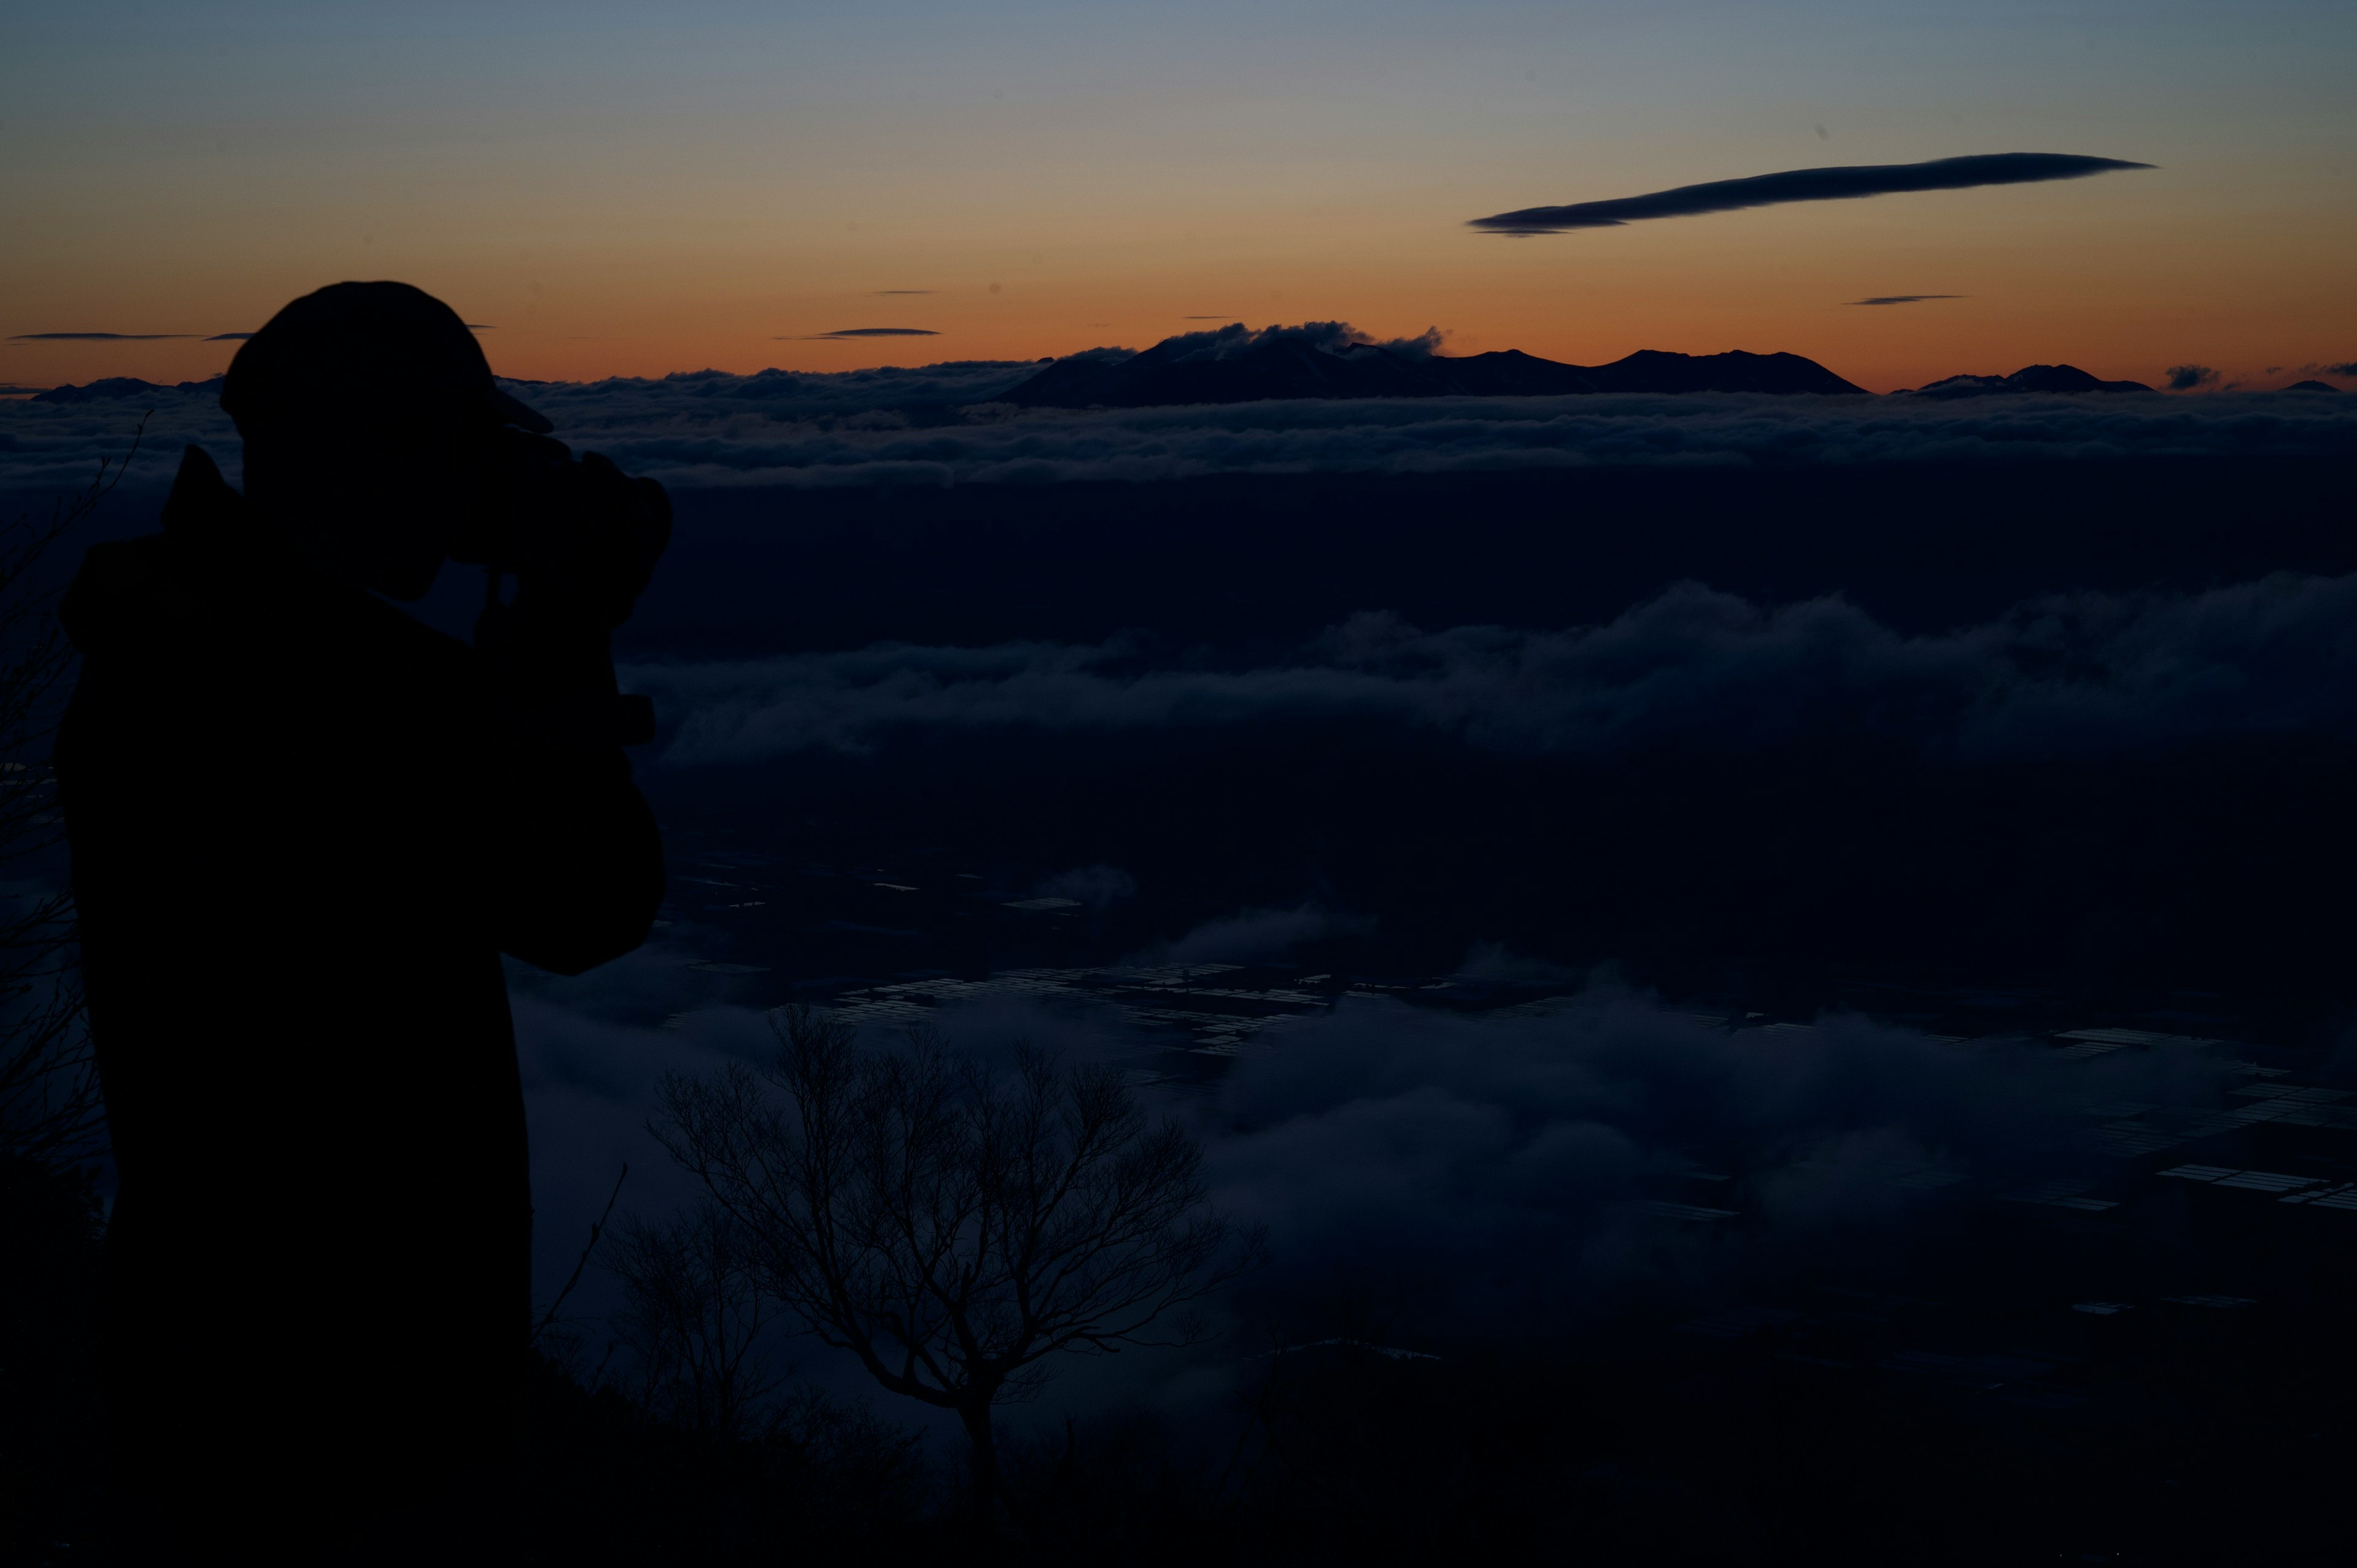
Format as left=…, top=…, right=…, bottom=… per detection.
left=533, top=1161, right=629, bottom=1345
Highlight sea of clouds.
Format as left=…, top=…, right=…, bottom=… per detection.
left=1204, top=985, right=2226, bottom=1337
left=4, top=363, right=2353, bottom=496
left=513, top=936, right=2237, bottom=1423
left=625, top=570, right=2357, bottom=768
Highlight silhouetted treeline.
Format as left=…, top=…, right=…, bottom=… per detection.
left=11, top=1217, right=2354, bottom=1565
left=465, top=1300, right=2357, bottom=1566
left=516, top=1354, right=929, bottom=1566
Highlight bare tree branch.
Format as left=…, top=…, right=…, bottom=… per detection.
left=652, top=1005, right=1264, bottom=1527
left=532, top=1161, right=628, bottom=1346
left=608, top=1197, right=786, bottom=1438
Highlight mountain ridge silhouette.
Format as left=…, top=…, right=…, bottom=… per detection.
left=1001, top=334, right=1866, bottom=407
left=1893, top=363, right=2153, bottom=398
left=27, top=374, right=227, bottom=404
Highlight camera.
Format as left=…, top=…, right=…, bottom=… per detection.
left=447, top=428, right=672, bottom=626
left=446, top=427, right=598, bottom=574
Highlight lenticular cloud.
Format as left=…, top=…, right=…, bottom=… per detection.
left=1469, top=152, right=2152, bottom=235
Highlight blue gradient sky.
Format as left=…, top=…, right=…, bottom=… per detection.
left=6, top=0, right=2351, bottom=390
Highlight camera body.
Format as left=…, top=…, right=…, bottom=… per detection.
left=446, top=427, right=673, bottom=633
left=446, top=428, right=594, bottom=576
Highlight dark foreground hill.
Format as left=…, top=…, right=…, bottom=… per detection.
left=1001, top=326, right=1864, bottom=407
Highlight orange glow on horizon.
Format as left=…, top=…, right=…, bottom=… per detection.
left=10, top=109, right=2351, bottom=398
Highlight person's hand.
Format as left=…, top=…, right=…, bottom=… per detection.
left=511, top=451, right=672, bottom=631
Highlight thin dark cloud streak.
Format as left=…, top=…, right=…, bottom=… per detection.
left=1470, top=152, right=2153, bottom=235
left=1850, top=295, right=1965, bottom=306
left=791, top=327, right=942, bottom=339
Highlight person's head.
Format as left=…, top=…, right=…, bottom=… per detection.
left=223, top=282, right=552, bottom=600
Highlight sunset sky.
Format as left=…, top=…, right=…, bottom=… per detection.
left=6, top=0, right=2351, bottom=393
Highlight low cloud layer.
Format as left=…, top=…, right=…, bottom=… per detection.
left=627, top=571, right=2357, bottom=768
left=1211, top=989, right=2227, bottom=1335
left=7, top=358, right=2352, bottom=496
left=1470, top=153, right=2151, bottom=235
left=516, top=954, right=2234, bottom=1358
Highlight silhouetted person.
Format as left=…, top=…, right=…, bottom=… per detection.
left=55, top=282, right=670, bottom=1562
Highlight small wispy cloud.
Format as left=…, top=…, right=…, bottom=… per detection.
left=2313, top=361, right=2357, bottom=377
left=7, top=331, right=203, bottom=341
left=790, top=327, right=942, bottom=339
left=1471, top=152, right=2153, bottom=235
left=1848, top=295, right=1965, bottom=306
left=206, top=332, right=254, bottom=341
left=2165, top=364, right=2220, bottom=392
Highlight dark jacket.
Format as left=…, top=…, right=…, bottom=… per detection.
left=56, top=446, right=661, bottom=1553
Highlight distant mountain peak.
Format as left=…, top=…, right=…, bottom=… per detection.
left=1000, top=330, right=1864, bottom=408
left=1895, top=363, right=2152, bottom=398
left=28, top=374, right=225, bottom=404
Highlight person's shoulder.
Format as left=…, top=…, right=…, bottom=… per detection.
left=71, top=531, right=176, bottom=586
left=60, top=533, right=198, bottom=658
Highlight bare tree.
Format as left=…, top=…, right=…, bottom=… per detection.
left=654, top=1006, right=1262, bottom=1524
left=609, top=1198, right=786, bottom=1439
left=0, top=424, right=143, bottom=1163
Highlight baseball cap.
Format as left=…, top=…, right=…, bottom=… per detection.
left=220, top=281, right=553, bottom=436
